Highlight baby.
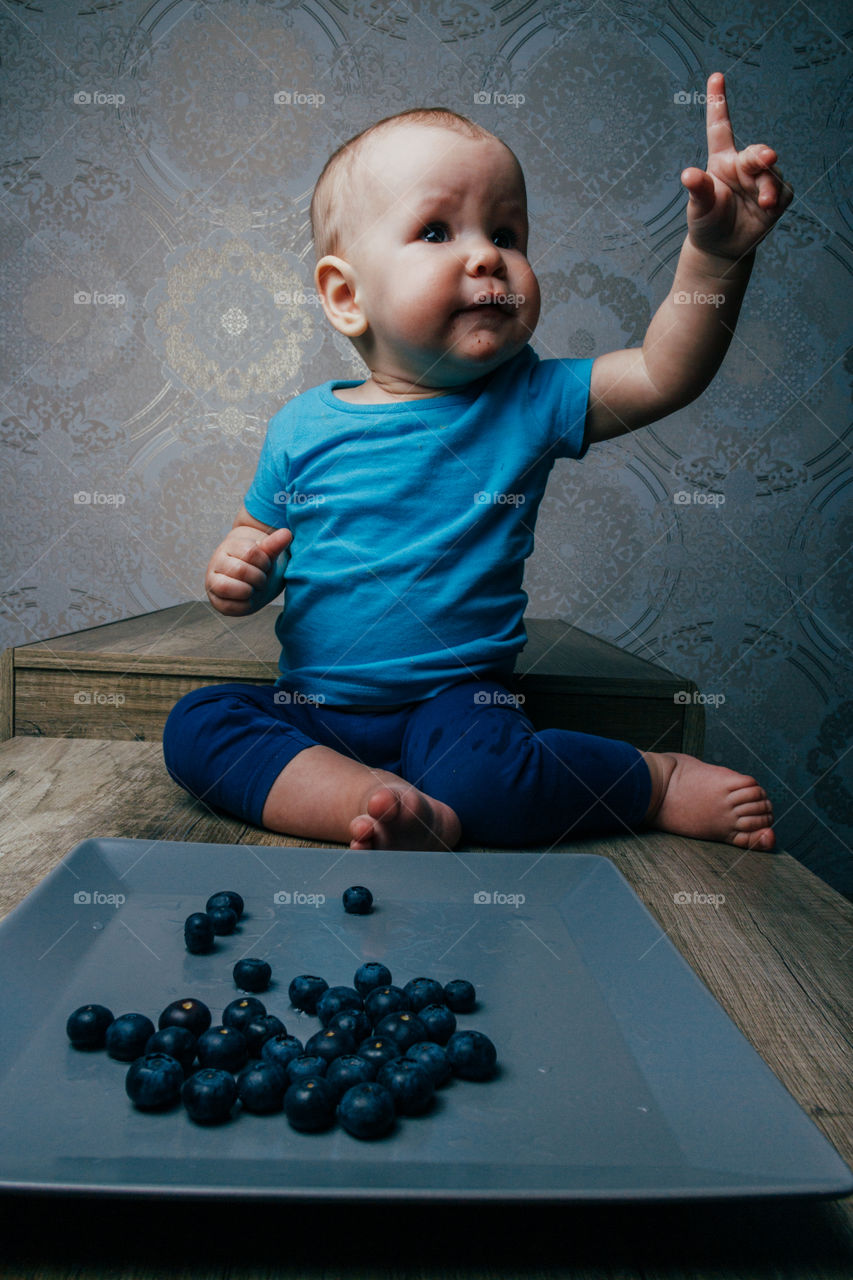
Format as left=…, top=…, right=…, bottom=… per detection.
left=163, top=72, right=791, bottom=853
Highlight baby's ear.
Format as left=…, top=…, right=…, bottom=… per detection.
left=314, top=256, right=368, bottom=337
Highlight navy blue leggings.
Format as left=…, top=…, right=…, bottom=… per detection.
left=162, top=678, right=652, bottom=847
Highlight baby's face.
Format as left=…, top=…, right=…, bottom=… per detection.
left=335, top=124, right=541, bottom=389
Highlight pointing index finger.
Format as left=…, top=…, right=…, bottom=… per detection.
left=705, top=71, right=735, bottom=156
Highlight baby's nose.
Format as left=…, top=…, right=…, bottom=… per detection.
left=466, top=238, right=504, bottom=276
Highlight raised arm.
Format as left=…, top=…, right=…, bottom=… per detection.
left=205, top=505, right=292, bottom=617
left=586, top=71, right=793, bottom=444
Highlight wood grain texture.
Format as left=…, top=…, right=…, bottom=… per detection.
left=8, top=605, right=701, bottom=752
left=0, top=645, right=12, bottom=742
left=0, top=735, right=850, bottom=1280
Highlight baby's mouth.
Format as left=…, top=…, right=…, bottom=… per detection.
left=458, top=293, right=517, bottom=317
left=471, top=290, right=523, bottom=313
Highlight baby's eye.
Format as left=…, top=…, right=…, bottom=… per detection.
left=420, top=223, right=450, bottom=244
left=492, top=228, right=517, bottom=250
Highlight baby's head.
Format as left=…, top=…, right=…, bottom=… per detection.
left=311, top=109, right=541, bottom=392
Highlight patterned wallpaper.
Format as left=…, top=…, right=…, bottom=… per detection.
left=1, top=1, right=851, bottom=895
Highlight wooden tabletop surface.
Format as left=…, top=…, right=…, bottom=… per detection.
left=1, top=734, right=852, bottom=1279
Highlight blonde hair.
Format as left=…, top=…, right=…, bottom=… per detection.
left=310, top=108, right=521, bottom=259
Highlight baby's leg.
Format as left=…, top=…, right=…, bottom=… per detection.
left=398, top=680, right=774, bottom=849
left=162, top=682, right=459, bottom=850
left=261, top=746, right=460, bottom=850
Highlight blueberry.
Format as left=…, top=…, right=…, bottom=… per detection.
left=403, top=977, right=445, bottom=1012
left=184, top=912, right=215, bottom=954
left=326, top=1008, right=371, bottom=1045
left=158, top=997, right=211, bottom=1037
left=342, top=885, right=373, bottom=915
left=364, top=985, right=409, bottom=1025
left=182, top=1067, right=237, bottom=1124
left=207, top=905, right=238, bottom=936
left=417, top=1003, right=457, bottom=1045
left=353, top=961, right=392, bottom=996
left=105, top=1012, right=156, bottom=1062
left=337, top=1082, right=395, bottom=1139
left=242, top=1013, right=286, bottom=1056
left=445, top=1030, right=497, bottom=1081
left=66, top=1003, right=113, bottom=1049
left=145, top=1026, right=197, bottom=1072
left=443, top=979, right=476, bottom=1013
left=222, top=996, right=266, bottom=1033
left=405, top=1041, right=452, bottom=1087
left=286, top=1055, right=328, bottom=1084
left=316, top=985, right=363, bottom=1027
left=377, top=1059, right=435, bottom=1116
left=261, top=1033, right=304, bottom=1073
left=125, top=1053, right=184, bottom=1110
left=206, top=890, right=244, bottom=919
left=288, top=974, right=328, bottom=1014
left=196, top=1025, right=249, bottom=1073
left=233, top=957, right=271, bottom=993
left=374, top=1012, right=428, bottom=1052
left=356, top=1037, right=402, bottom=1071
left=284, top=1078, right=336, bottom=1132
left=305, top=1026, right=356, bottom=1063
left=325, top=1054, right=377, bottom=1099
left=237, top=1061, right=288, bottom=1114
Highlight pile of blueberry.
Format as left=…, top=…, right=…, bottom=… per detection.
left=66, top=887, right=497, bottom=1140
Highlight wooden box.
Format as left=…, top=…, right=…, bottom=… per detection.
left=2, top=603, right=703, bottom=756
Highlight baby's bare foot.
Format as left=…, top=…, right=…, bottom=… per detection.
left=641, top=751, right=775, bottom=850
left=349, top=784, right=460, bottom=851
left=349, top=783, right=461, bottom=851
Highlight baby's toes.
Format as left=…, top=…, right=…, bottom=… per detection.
left=735, top=811, right=772, bottom=832
left=729, top=781, right=766, bottom=806
left=349, top=814, right=375, bottom=848
left=366, top=785, right=401, bottom=823
left=735, top=797, right=773, bottom=820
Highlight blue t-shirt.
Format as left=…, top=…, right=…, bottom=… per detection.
left=245, top=344, right=593, bottom=705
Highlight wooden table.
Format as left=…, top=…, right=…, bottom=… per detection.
left=1, top=735, right=852, bottom=1279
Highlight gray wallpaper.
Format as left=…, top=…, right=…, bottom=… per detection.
left=1, top=1, right=851, bottom=896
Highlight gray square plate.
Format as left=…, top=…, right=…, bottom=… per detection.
left=0, top=838, right=850, bottom=1202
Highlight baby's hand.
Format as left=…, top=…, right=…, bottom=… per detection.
left=681, top=72, right=793, bottom=262
left=205, top=524, right=292, bottom=616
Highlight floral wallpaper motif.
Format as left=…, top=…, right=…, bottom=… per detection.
left=1, top=0, right=851, bottom=895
